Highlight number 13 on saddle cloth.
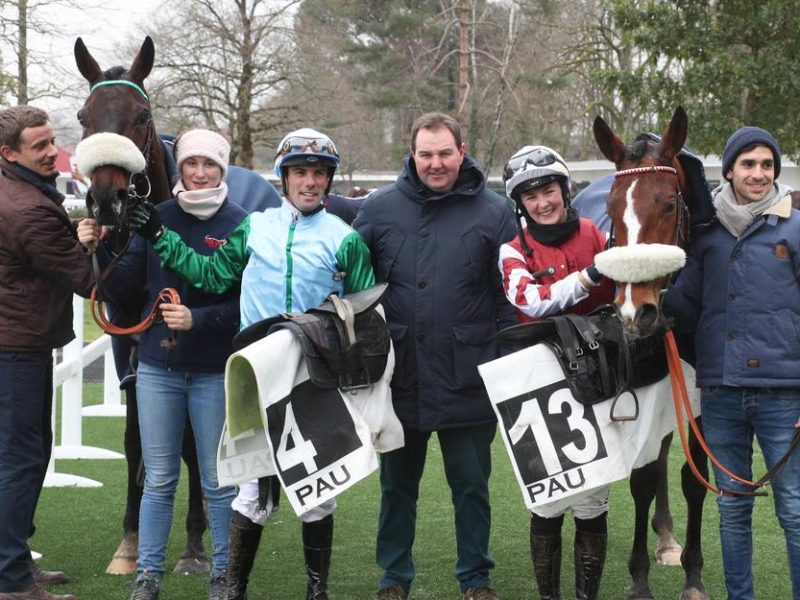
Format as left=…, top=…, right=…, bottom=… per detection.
left=216, top=295, right=404, bottom=516
left=478, top=340, right=699, bottom=516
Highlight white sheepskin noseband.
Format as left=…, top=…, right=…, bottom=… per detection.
left=75, top=132, right=146, bottom=178
left=594, top=244, right=686, bottom=283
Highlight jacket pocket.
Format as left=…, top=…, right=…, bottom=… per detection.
left=451, top=321, right=498, bottom=388
left=388, top=322, right=414, bottom=389
left=460, top=229, right=493, bottom=286
left=376, top=229, right=406, bottom=282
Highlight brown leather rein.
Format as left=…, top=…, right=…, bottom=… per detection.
left=90, top=284, right=181, bottom=337
left=664, top=330, right=800, bottom=497
left=86, top=184, right=180, bottom=337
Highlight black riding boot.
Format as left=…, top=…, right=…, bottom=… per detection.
left=226, top=511, right=263, bottom=600
left=530, top=520, right=562, bottom=600
left=574, top=531, right=607, bottom=600
left=302, top=514, right=333, bottom=600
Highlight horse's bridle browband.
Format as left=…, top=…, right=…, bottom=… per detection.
left=615, top=165, right=678, bottom=178
left=90, top=79, right=149, bottom=100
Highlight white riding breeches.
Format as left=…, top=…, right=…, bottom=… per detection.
left=531, top=484, right=610, bottom=521
left=232, top=478, right=337, bottom=525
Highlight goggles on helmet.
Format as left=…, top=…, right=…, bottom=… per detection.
left=503, top=145, right=571, bottom=202
left=276, top=135, right=338, bottom=161
left=502, top=148, right=560, bottom=182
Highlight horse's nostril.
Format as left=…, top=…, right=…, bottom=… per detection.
left=635, top=304, right=660, bottom=334
left=115, top=188, right=128, bottom=202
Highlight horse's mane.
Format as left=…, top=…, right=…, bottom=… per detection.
left=104, top=66, right=127, bottom=79
left=626, top=135, right=655, bottom=162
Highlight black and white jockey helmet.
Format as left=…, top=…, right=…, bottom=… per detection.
left=274, top=128, right=340, bottom=194
left=503, top=145, right=571, bottom=204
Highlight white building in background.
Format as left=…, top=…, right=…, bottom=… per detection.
left=312, top=156, right=800, bottom=196
left=59, top=151, right=800, bottom=207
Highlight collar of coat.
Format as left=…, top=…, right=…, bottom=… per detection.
left=763, top=194, right=793, bottom=218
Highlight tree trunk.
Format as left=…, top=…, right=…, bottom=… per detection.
left=17, top=0, right=28, bottom=104
left=457, top=0, right=470, bottom=144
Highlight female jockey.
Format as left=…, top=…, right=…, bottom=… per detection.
left=498, top=145, right=615, bottom=600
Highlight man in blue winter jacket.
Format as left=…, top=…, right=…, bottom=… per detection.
left=664, top=126, right=800, bottom=600
left=354, top=112, right=517, bottom=600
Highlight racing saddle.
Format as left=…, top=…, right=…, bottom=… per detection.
left=497, top=305, right=667, bottom=420
left=233, top=283, right=391, bottom=391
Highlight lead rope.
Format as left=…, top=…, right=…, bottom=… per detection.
left=664, top=330, right=800, bottom=496
left=90, top=287, right=181, bottom=337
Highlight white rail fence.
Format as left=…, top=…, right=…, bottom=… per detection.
left=45, top=295, right=126, bottom=488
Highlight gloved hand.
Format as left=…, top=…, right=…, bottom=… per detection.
left=129, top=201, right=164, bottom=242
left=583, top=264, right=604, bottom=286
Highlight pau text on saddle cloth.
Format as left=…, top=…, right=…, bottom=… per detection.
left=479, top=343, right=698, bottom=517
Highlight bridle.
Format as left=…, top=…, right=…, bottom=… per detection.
left=84, top=79, right=156, bottom=222
left=84, top=79, right=179, bottom=338
left=610, top=164, right=689, bottom=251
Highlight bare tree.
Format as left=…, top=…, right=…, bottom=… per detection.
left=141, top=0, right=301, bottom=168
left=0, top=0, right=97, bottom=105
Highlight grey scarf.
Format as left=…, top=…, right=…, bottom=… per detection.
left=712, top=182, right=792, bottom=237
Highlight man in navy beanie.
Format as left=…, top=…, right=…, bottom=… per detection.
left=721, top=125, right=782, bottom=183
left=664, top=124, right=800, bottom=600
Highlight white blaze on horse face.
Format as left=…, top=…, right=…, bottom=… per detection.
left=620, top=179, right=641, bottom=322
left=621, top=282, right=636, bottom=322
left=623, top=179, right=642, bottom=246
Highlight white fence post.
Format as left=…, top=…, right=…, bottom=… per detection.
left=45, top=295, right=125, bottom=488
left=80, top=335, right=126, bottom=417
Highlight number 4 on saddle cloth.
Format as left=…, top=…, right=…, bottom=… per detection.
left=215, top=283, right=404, bottom=516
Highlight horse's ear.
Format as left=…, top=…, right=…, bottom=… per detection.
left=74, top=37, right=102, bottom=85
left=129, top=36, right=155, bottom=83
left=658, top=106, right=688, bottom=162
left=593, top=115, right=626, bottom=166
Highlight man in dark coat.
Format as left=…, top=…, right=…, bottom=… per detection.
left=0, top=105, right=94, bottom=600
left=354, top=112, right=516, bottom=600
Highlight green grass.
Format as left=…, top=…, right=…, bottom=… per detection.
left=83, top=299, right=104, bottom=343
left=36, top=384, right=792, bottom=599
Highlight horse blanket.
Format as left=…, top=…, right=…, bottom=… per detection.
left=478, top=342, right=699, bottom=517
left=216, top=314, right=403, bottom=515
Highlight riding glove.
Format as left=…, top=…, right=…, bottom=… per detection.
left=129, top=201, right=164, bottom=242
left=584, top=264, right=604, bottom=285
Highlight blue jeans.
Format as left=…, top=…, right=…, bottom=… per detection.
left=702, top=386, right=800, bottom=600
left=0, top=351, right=52, bottom=592
left=376, top=424, right=496, bottom=594
left=136, top=361, right=236, bottom=577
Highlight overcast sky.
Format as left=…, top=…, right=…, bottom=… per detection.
left=18, top=0, right=164, bottom=143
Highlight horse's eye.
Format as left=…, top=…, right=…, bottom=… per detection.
left=135, top=109, right=151, bottom=126
left=664, top=202, right=676, bottom=215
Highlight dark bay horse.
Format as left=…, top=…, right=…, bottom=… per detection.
left=74, top=36, right=209, bottom=576
left=592, top=106, right=710, bottom=600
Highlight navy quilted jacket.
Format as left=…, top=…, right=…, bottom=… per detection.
left=663, top=194, right=800, bottom=388
left=354, top=154, right=517, bottom=431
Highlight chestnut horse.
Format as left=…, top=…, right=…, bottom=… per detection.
left=592, top=106, right=710, bottom=600
left=74, top=36, right=209, bottom=575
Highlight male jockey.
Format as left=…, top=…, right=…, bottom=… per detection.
left=129, top=128, right=377, bottom=599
